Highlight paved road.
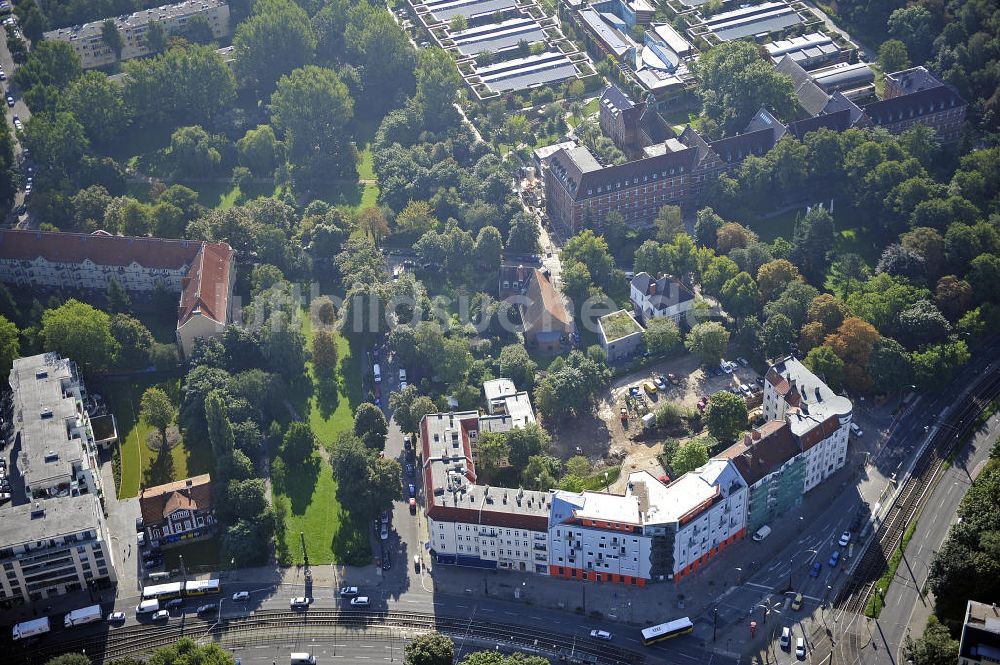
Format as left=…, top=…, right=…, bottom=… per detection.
left=0, top=28, right=29, bottom=228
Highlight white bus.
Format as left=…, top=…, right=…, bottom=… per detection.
left=13, top=617, right=50, bottom=641
left=64, top=604, right=103, bottom=628
left=641, top=617, right=694, bottom=645
left=142, top=581, right=183, bottom=600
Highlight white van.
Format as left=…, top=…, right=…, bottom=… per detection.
left=795, top=637, right=806, bottom=658
left=752, top=525, right=772, bottom=541
left=850, top=423, right=863, bottom=437
left=136, top=599, right=159, bottom=614
left=290, top=653, right=316, bottom=665
left=373, top=364, right=381, bottom=383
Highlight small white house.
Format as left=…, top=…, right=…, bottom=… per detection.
left=629, top=272, right=695, bottom=325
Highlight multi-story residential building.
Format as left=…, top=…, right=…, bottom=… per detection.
left=761, top=356, right=853, bottom=493
left=958, top=600, right=1000, bottom=665
left=10, top=354, right=104, bottom=501
left=422, top=411, right=552, bottom=573
left=44, top=0, right=231, bottom=70
left=0, top=230, right=235, bottom=359
left=482, top=379, right=536, bottom=428
left=139, top=475, right=216, bottom=549
left=421, top=411, right=749, bottom=584
left=716, top=421, right=806, bottom=535
left=629, top=271, right=695, bottom=325
left=0, top=495, right=116, bottom=606
left=1, top=354, right=116, bottom=607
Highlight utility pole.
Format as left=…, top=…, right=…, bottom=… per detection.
left=713, top=607, right=718, bottom=642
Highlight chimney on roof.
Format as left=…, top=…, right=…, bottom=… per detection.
left=752, top=429, right=761, bottom=441
left=649, top=281, right=657, bottom=295
left=186, top=479, right=193, bottom=487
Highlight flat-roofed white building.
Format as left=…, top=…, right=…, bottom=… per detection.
left=762, top=356, right=852, bottom=493
left=44, top=0, right=231, bottom=69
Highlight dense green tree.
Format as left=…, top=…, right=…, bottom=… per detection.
left=167, top=125, right=224, bottom=177
left=498, top=344, right=538, bottom=389
left=13, top=0, right=44, bottom=43
left=144, top=19, right=168, bottom=54
left=705, top=391, right=747, bottom=443
left=13, top=41, right=82, bottom=93
left=236, top=124, right=283, bottom=176
left=934, top=275, right=973, bottom=321
left=685, top=321, right=730, bottom=367
left=141, top=387, right=175, bottom=448
left=180, top=13, right=215, bottom=44
left=654, top=205, right=685, bottom=242
left=233, top=0, right=316, bottom=95
left=22, top=112, right=90, bottom=184
left=474, top=226, right=503, bottom=272
left=968, top=254, right=1000, bottom=304
left=110, top=314, right=153, bottom=367
left=887, top=6, right=936, bottom=64
left=764, top=281, right=820, bottom=330
left=404, top=633, right=455, bottom=665
left=903, top=617, right=959, bottom=665
left=825, top=317, right=880, bottom=392
left=329, top=431, right=373, bottom=509
left=281, top=421, right=316, bottom=464
left=561, top=230, right=614, bottom=290
left=521, top=454, right=560, bottom=490
left=644, top=317, right=682, bottom=356
left=367, top=455, right=402, bottom=515
left=758, top=312, right=795, bottom=359
left=270, top=65, right=355, bottom=185
left=101, top=20, right=124, bottom=61
left=791, top=207, right=835, bottom=283
left=124, top=44, right=236, bottom=126
left=43, top=655, right=91, bottom=665
left=180, top=365, right=232, bottom=437
left=414, top=47, right=461, bottom=130
left=354, top=402, right=389, bottom=451
left=672, top=439, right=710, bottom=475
left=869, top=337, right=912, bottom=394
left=41, top=300, right=117, bottom=372
left=312, top=329, right=338, bottom=377
left=876, top=244, right=927, bottom=283
left=803, top=345, right=845, bottom=392
left=205, top=389, right=235, bottom=460
left=0, top=315, right=20, bottom=378
left=694, top=41, right=796, bottom=135
left=694, top=208, right=724, bottom=249
left=720, top=272, right=759, bottom=319
left=59, top=72, right=130, bottom=145
left=895, top=299, right=951, bottom=349
left=506, top=211, right=540, bottom=253
left=756, top=259, right=802, bottom=301
left=911, top=340, right=970, bottom=392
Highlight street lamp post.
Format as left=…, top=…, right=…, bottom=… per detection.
left=713, top=607, right=718, bottom=642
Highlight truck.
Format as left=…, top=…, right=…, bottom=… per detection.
left=12, top=617, right=50, bottom=641
left=64, top=604, right=103, bottom=628
left=641, top=412, right=656, bottom=430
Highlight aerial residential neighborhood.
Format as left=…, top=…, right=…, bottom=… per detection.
left=0, top=0, right=997, bottom=664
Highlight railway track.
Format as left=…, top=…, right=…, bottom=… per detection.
left=834, top=370, right=1000, bottom=616
left=19, top=609, right=648, bottom=664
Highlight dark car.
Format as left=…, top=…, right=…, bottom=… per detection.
left=809, top=561, right=822, bottom=577
left=144, top=558, right=163, bottom=570
left=407, top=483, right=415, bottom=498
left=382, top=555, right=391, bottom=571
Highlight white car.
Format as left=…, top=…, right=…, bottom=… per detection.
left=839, top=531, right=851, bottom=547
left=137, top=532, right=145, bottom=546
left=795, top=637, right=806, bottom=659
left=232, top=591, right=250, bottom=602
left=107, top=611, right=126, bottom=623
left=380, top=523, right=388, bottom=540
left=290, top=597, right=310, bottom=609
left=399, top=368, right=407, bottom=383
left=339, top=586, right=359, bottom=597
left=350, top=596, right=370, bottom=606
left=152, top=610, right=169, bottom=621
left=589, top=629, right=613, bottom=641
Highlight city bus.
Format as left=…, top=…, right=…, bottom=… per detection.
left=184, top=579, right=221, bottom=596
left=142, top=582, right=183, bottom=601
left=641, top=617, right=694, bottom=645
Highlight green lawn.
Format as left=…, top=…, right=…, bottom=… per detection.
left=271, top=310, right=368, bottom=565
left=100, top=375, right=212, bottom=499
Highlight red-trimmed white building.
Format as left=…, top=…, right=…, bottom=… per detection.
left=0, top=229, right=235, bottom=359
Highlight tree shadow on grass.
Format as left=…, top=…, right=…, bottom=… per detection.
left=331, top=510, right=372, bottom=566
left=282, top=454, right=322, bottom=515
left=144, top=445, right=176, bottom=487
left=315, top=378, right=341, bottom=420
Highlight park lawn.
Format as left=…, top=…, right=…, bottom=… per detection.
left=271, top=310, right=368, bottom=565
left=100, top=375, right=212, bottom=498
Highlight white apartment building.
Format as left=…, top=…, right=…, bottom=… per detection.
left=10, top=354, right=104, bottom=501
left=1, top=354, right=117, bottom=606
left=0, top=496, right=116, bottom=605
left=482, top=378, right=536, bottom=428
left=43, top=0, right=231, bottom=69
left=421, top=411, right=550, bottom=573
left=421, top=410, right=748, bottom=585
left=629, top=271, right=696, bottom=325
left=761, top=356, right=853, bottom=493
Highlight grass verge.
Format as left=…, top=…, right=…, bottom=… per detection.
left=866, top=521, right=918, bottom=618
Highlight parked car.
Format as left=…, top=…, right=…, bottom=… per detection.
left=350, top=596, right=370, bottom=606
left=737, top=357, right=749, bottom=367
left=838, top=531, right=851, bottom=547
left=653, top=376, right=667, bottom=391
left=795, top=637, right=806, bottom=659
left=828, top=550, right=841, bottom=567
left=290, top=597, right=310, bottom=609
left=667, top=373, right=680, bottom=385
left=339, top=586, right=359, bottom=597
left=409, top=497, right=417, bottom=513
left=589, top=629, right=613, bottom=641
left=152, top=610, right=169, bottom=621
left=232, top=591, right=250, bottom=602
left=643, top=382, right=657, bottom=396
left=164, top=598, right=183, bottom=610
left=791, top=593, right=803, bottom=611
left=780, top=627, right=791, bottom=649
left=407, top=483, right=415, bottom=498
left=5, top=95, right=12, bottom=107
left=137, top=532, right=145, bottom=546
left=628, top=386, right=640, bottom=397
left=809, top=562, right=822, bottom=577
left=380, top=523, right=388, bottom=540
left=197, top=604, right=217, bottom=616
left=107, top=611, right=126, bottom=623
